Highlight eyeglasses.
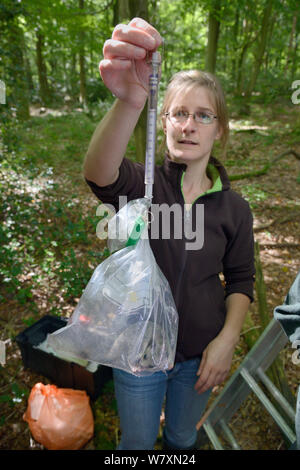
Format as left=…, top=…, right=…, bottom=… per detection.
left=165, top=109, right=218, bottom=125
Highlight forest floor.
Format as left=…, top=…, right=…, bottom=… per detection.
left=0, top=99, right=299, bottom=451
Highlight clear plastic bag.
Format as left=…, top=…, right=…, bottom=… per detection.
left=107, top=197, right=150, bottom=253
left=47, top=199, right=179, bottom=376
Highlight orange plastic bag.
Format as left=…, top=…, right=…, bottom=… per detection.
left=23, top=383, right=94, bottom=450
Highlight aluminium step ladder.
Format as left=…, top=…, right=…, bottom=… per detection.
left=197, top=318, right=297, bottom=450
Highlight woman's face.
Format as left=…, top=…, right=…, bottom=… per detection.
left=162, top=86, right=221, bottom=165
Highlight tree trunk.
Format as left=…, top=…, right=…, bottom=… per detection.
left=234, top=4, right=258, bottom=103
left=79, top=0, right=87, bottom=107
left=245, top=0, right=273, bottom=98
left=285, top=13, right=297, bottom=73
left=129, top=0, right=149, bottom=21
left=36, top=30, right=51, bottom=106
left=236, top=41, right=251, bottom=95
left=286, top=12, right=298, bottom=81
left=265, top=12, right=276, bottom=72
left=24, top=52, right=34, bottom=95
left=70, top=52, right=77, bottom=99
left=79, top=52, right=86, bottom=106
left=129, top=0, right=149, bottom=163
left=112, top=0, right=149, bottom=163
left=0, top=9, right=29, bottom=120
left=205, top=0, right=221, bottom=74
left=12, top=23, right=30, bottom=119
left=291, top=33, right=298, bottom=82
left=113, top=0, right=130, bottom=26
left=231, top=6, right=240, bottom=82
left=90, top=30, right=94, bottom=77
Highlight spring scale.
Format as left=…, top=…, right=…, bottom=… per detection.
left=144, top=51, right=161, bottom=201
left=126, top=50, right=161, bottom=246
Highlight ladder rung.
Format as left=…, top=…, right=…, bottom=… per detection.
left=257, top=367, right=296, bottom=422
left=203, top=422, right=224, bottom=450
left=240, top=368, right=296, bottom=443
left=220, top=419, right=241, bottom=450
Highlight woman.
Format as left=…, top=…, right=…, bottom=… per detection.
left=83, top=18, right=255, bottom=450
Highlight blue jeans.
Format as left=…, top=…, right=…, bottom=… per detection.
left=296, top=385, right=300, bottom=450
left=113, top=357, right=211, bottom=450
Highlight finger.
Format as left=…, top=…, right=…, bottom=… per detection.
left=128, top=17, right=162, bottom=47
left=113, top=23, right=157, bottom=51
left=195, top=362, right=222, bottom=394
left=195, top=375, right=212, bottom=394
left=99, top=58, right=132, bottom=73
left=196, top=368, right=220, bottom=394
left=207, top=371, right=226, bottom=392
left=99, top=58, right=131, bottom=82
left=195, top=365, right=211, bottom=392
left=196, top=351, right=207, bottom=376
left=103, top=39, right=147, bottom=61
left=99, top=58, right=133, bottom=88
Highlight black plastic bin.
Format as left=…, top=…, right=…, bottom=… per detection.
left=15, top=315, right=112, bottom=400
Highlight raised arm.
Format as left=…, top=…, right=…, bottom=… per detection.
left=83, top=18, right=162, bottom=187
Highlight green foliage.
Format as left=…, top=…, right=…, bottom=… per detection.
left=92, top=379, right=119, bottom=450
left=0, top=112, right=106, bottom=310
left=1, top=0, right=299, bottom=114
left=55, top=248, right=93, bottom=300
left=240, top=183, right=268, bottom=209
left=0, top=381, right=29, bottom=419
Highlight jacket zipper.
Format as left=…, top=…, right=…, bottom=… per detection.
left=174, top=171, right=189, bottom=352
left=175, top=169, right=215, bottom=351
left=174, top=243, right=188, bottom=307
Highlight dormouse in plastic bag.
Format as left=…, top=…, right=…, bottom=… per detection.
left=107, top=197, right=150, bottom=253
left=46, top=198, right=179, bottom=376
left=23, top=383, right=94, bottom=450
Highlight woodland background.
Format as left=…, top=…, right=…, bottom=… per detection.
left=0, top=0, right=299, bottom=451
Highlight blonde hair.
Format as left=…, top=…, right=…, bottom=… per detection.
left=160, top=70, right=229, bottom=158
